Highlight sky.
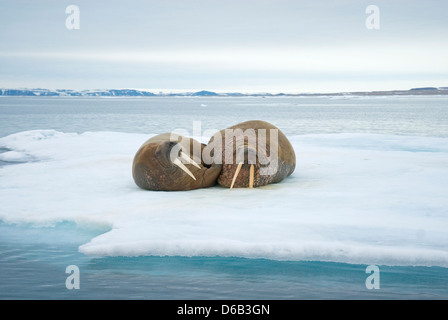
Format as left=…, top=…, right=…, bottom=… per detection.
left=0, top=0, right=447, bottom=93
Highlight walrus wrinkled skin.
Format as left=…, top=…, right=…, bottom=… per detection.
left=207, top=120, right=296, bottom=188
left=132, top=133, right=222, bottom=191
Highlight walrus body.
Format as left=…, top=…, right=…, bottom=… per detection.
left=208, top=120, right=295, bottom=189
left=132, top=133, right=222, bottom=191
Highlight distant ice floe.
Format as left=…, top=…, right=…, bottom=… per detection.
left=0, top=150, right=35, bottom=163
left=0, top=130, right=447, bottom=267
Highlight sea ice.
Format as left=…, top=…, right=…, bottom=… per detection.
left=0, top=130, right=447, bottom=266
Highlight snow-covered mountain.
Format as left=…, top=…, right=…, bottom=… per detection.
left=1, top=87, right=447, bottom=97
left=0, top=88, right=156, bottom=97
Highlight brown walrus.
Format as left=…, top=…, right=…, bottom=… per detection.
left=132, top=133, right=222, bottom=191
left=206, top=120, right=295, bottom=189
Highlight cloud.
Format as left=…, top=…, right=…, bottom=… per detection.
left=2, top=39, right=447, bottom=75
left=0, top=0, right=447, bottom=91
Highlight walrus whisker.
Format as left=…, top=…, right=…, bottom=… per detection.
left=173, top=158, right=196, bottom=181
left=229, top=162, right=243, bottom=190
left=249, top=164, right=254, bottom=189
left=180, top=151, right=201, bottom=169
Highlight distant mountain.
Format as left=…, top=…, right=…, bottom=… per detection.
left=108, top=89, right=156, bottom=96
left=0, top=88, right=156, bottom=97
left=0, top=89, right=60, bottom=96
left=1, top=87, right=447, bottom=97
left=192, top=90, right=218, bottom=96
left=0, top=88, right=216, bottom=97
left=410, top=87, right=438, bottom=91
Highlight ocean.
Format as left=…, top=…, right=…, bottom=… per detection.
left=0, top=95, right=447, bottom=299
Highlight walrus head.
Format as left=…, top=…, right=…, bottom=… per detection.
left=211, top=139, right=272, bottom=189
left=132, top=133, right=222, bottom=191
left=208, top=120, right=296, bottom=189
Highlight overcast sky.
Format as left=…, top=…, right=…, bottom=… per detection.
left=0, top=0, right=447, bottom=93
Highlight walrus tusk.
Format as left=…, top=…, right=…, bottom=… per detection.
left=180, top=151, right=201, bottom=169
left=229, top=162, right=243, bottom=190
left=173, top=158, right=196, bottom=180
left=249, top=164, right=254, bottom=189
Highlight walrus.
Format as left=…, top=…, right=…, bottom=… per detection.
left=132, top=133, right=222, bottom=191
left=206, top=120, right=295, bottom=189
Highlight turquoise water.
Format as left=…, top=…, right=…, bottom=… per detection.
left=1, top=222, right=447, bottom=300
left=1, top=96, right=447, bottom=299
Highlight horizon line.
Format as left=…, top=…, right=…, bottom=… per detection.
left=1, top=86, right=448, bottom=96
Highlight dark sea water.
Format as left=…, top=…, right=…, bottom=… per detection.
left=0, top=95, right=447, bottom=138
left=1, top=96, right=447, bottom=300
